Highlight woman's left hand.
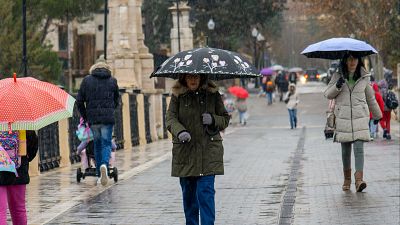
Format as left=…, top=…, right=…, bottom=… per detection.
left=202, top=113, right=213, bottom=125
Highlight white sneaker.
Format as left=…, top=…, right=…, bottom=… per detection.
left=100, top=164, right=108, bottom=186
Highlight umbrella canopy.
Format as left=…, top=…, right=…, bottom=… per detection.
left=0, top=74, right=75, bottom=131
left=228, top=86, right=249, bottom=99
left=301, top=37, right=378, bottom=59
left=289, top=67, right=303, bottom=73
left=260, top=68, right=274, bottom=76
left=150, top=47, right=260, bottom=80
left=270, top=65, right=284, bottom=71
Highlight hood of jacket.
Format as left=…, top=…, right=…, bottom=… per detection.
left=89, top=60, right=112, bottom=79
left=171, top=80, right=219, bottom=97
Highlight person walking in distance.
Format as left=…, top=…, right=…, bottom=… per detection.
left=76, top=55, right=120, bottom=186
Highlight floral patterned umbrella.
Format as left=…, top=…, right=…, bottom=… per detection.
left=150, top=47, right=260, bottom=80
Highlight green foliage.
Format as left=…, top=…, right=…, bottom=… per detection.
left=0, top=0, right=103, bottom=83
left=142, top=0, right=284, bottom=52
left=142, top=0, right=173, bottom=53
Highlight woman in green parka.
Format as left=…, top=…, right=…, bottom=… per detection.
left=166, top=74, right=230, bottom=225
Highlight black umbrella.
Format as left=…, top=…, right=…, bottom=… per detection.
left=150, top=47, right=260, bottom=80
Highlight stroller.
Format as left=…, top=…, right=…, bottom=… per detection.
left=75, top=118, right=118, bottom=183
left=76, top=140, right=118, bottom=184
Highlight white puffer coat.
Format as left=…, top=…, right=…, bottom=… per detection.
left=324, top=69, right=382, bottom=143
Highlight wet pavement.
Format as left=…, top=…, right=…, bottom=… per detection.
left=19, top=82, right=399, bottom=225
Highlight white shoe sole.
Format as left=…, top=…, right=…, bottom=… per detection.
left=100, top=165, right=108, bottom=186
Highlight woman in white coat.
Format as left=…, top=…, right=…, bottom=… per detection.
left=284, top=84, right=299, bottom=129
left=324, top=53, right=382, bottom=192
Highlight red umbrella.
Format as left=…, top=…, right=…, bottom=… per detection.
left=0, top=73, right=75, bottom=131
left=228, top=86, right=249, bottom=99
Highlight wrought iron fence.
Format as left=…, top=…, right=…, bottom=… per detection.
left=144, top=94, right=152, bottom=143
left=68, top=103, right=81, bottom=164
left=129, top=93, right=140, bottom=146
left=162, top=94, right=169, bottom=139
left=38, top=122, right=60, bottom=172
left=113, top=95, right=124, bottom=150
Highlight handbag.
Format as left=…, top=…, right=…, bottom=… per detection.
left=324, top=100, right=335, bottom=139
left=76, top=118, right=94, bottom=142
left=326, top=99, right=336, bottom=129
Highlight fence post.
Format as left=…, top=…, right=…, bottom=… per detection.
left=121, top=93, right=132, bottom=148
left=58, top=119, right=71, bottom=167
left=150, top=94, right=159, bottom=141
left=29, top=145, right=40, bottom=176
left=166, top=96, right=172, bottom=140
left=137, top=93, right=147, bottom=145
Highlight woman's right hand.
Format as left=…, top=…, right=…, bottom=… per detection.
left=178, top=131, right=191, bottom=142
left=336, top=77, right=345, bottom=89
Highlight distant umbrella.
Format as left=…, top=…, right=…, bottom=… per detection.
left=270, top=65, right=284, bottom=71
left=301, top=37, right=378, bottom=59
left=289, top=67, right=303, bottom=73
left=260, top=68, right=274, bottom=76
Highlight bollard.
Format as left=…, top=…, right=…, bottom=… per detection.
left=121, top=93, right=132, bottom=149
left=58, top=118, right=71, bottom=167
left=136, top=94, right=147, bottom=145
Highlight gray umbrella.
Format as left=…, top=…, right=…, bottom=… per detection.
left=150, top=47, right=260, bottom=80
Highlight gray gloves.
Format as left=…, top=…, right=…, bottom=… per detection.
left=202, top=113, right=213, bottom=125
left=336, top=77, right=345, bottom=89
left=178, top=131, right=191, bottom=142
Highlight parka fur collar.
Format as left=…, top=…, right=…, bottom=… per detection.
left=171, top=80, right=219, bottom=97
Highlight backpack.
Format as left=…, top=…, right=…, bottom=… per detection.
left=266, top=81, right=274, bottom=92
left=0, top=131, right=21, bottom=169
left=385, top=91, right=399, bottom=109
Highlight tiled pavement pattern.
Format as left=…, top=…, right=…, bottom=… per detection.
left=17, top=82, right=398, bottom=225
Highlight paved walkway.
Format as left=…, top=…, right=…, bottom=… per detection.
left=17, top=82, right=399, bottom=225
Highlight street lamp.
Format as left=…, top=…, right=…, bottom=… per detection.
left=251, top=27, right=263, bottom=88
left=207, top=18, right=215, bottom=47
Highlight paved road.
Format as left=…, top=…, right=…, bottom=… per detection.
left=20, top=82, right=399, bottom=225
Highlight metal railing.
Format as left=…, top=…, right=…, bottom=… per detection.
left=38, top=122, right=60, bottom=172
left=162, top=94, right=169, bottom=139
left=144, top=94, right=152, bottom=143
left=113, top=95, right=124, bottom=150
left=68, top=104, right=81, bottom=164
left=129, top=93, right=140, bottom=146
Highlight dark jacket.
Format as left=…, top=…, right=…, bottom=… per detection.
left=166, top=81, right=230, bottom=177
left=76, top=67, right=120, bottom=125
left=0, top=131, right=38, bottom=185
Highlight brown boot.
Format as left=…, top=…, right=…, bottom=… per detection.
left=342, top=169, right=351, bottom=191
left=354, top=171, right=367, bottom=192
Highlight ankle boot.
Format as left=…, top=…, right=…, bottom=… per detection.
left=354, top=171, right=367, bottom=192
left=383, top=129, right=387, bottom=138
left=342, top=169, right=351, bottom=191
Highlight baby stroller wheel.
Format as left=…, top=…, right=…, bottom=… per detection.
left=113, top=167, right=118, bottom=183
left=77, top=168, right=82, bottom=183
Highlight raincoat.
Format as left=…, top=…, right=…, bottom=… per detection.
left=324, top=69, right=382, bottom=142
left=166, top=80, right=230, bottom=177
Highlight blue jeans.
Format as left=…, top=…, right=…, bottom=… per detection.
left=266, top=92, right=273, bottom=105
left=238, top=111, right=246, bottom=124
left=180, top=176, right=215, bottom=225
left=369, top=119, right=377, bottom=137
left=91, top=124, right=113, bottom=176
left=288, top=109, right=297, bottom=129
